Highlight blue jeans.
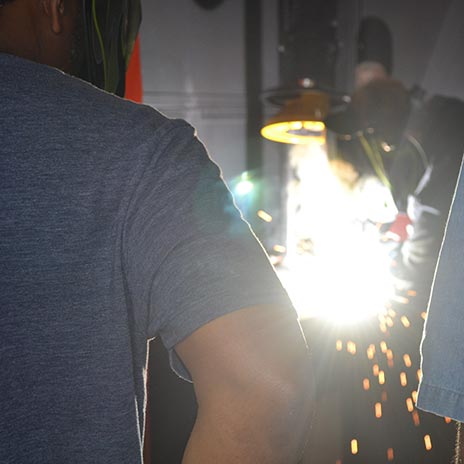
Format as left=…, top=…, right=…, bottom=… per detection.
left=417, top=157, right=464, bottom=421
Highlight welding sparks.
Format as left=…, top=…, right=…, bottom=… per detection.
left=400, top=372, right=408, bottom=387
left=392, top=294, right=409, bottom=304
left=403, top=354, right=412, bottom=368
left=273, top=244, right=286, bottom=254
left=266, top=129, right=439, bottom=461
left=278, top=142, right=395, bottom=323
left=379, top=371, right=386, bottom=385
left=257, top=210, right=273, bottom=223
left=406, top=398, right=414, bottom=412
left=347, top=341, right=357, bottom=355
left=387, top=448, right=394, bottom=461
left=388, top=308, right=396, bottom=318
left=367, top=344, right=376, bottom=359
left=375, top=402, right=383, bottom=418
left=424, top=434, right=432, bottom=451
left=401, top=316, right=411, bottom=328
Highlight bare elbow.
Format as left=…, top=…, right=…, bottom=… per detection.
left=178, top=305, right=314, bottom=463
left=216, top=339, right=314, bottom=462
left=258, top=353, right=314, bottom=461
left=191, top=356, right=314, bottom=464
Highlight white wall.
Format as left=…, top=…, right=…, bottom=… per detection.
left=139, top=0, right=247, bottom=182
left=421, top=0, right=464, bottom=100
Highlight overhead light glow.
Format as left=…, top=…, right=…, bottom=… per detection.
left=261, top=91, right=330, bottom=145
left=261, top=121, right=326, bottom=145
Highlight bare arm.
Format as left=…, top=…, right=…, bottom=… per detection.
left=175, top=304, right=314, bottom=463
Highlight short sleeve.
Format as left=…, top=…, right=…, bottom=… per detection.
left=123, top=122, right=294, bottom=379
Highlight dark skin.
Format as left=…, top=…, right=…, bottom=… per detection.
left=0, top=0, right=80, bottom=74
left=0, top=3, right=313, bottom=462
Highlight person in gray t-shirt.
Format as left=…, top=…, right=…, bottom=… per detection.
left=0, top=1, right=312, bottom=463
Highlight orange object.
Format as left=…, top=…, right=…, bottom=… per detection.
left=125, top=37, right=143, bottom=103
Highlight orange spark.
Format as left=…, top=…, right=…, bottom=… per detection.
left=273, top=244, right=286, bottom=253
left=347, top=341, right=357, bottom=355
left=424, top=434, right=432, bottom=451
left=380, top=341, right=388, bottom=353
left=400, top=372, right=408, bottom=387
left=367, top=345, right=376, bottom=360
left=401, top=316, right=411, bottom=328
left=375, top=402, right=382, bottom=418
left=257, top=210, right=273, bottom=222
left=387, top=448, right=394, bottom=461
left=379, top=371, right=386, bottom=385
left=406, top=398, right=414, bottom=412
left=403, top=354, right=412, bottom=368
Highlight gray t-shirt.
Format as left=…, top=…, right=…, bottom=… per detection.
left=0, top=54, right=293, bottom=463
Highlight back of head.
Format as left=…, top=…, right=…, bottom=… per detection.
left=350, top=78, right=411, bottom=147
left=0, top=0, right=141, bottom=97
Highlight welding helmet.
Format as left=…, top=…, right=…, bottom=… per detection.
left=79, top=0, right=142, bottom=97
